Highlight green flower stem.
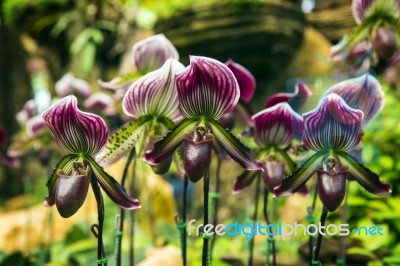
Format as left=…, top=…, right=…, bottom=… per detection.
left=338, top=184, right=349, bottom=266
left=263, top=188, right=276, bottom=266
left=248, top=173, right=261, bottom=266
left=91, top=173, right=107, bottom=266
left=202, top=170, right=212, bottom=266
left=129, top=153, right=138, bottom=266
left=313, top=207, right=328, bottom=264
left=308, top=186, right=318, bottom=266
left=176, top=174, right=189, bottom=266
left=210, top=156, right=222, bottom=256
left=116, top=149, right=136, bottom=266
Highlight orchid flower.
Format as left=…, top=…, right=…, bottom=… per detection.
left=97, top=58, right=185, bottom=170
left=225, top=59, right=256, bottom=103
left=99, top=34, right=179, bottom=96
left=84, top=92, right=116, bottom=116
left=325, top=74, right=384, bottom=128
left=55, top=73, right=91, bottom=97
left=42, top=95, right=140, bottom=218
left=144, top=56, right=261, bottom=182
left=265, top=80, right=312, bottom=111
left=0, top=126, right=20, bottom=168
left=275, top=93, right=390, bottom=212
left=329, top=40, right=372, bottom=73
left=233, top=102, right=303, bottom=193
left=347, top=0, right=400, bottom=59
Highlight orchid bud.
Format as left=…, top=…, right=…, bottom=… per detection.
left=183, top=127, right=214, bottom=183
left=218, top=111, right=236, bottom=131
left=371, top=27, right=397, bottom=59
left=262, top=161, right=284, bottom=193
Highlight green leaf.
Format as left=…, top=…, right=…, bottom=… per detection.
left=81, top=42, right=96, bottom=77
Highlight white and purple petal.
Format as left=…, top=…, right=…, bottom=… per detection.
left=302, top=93, right=363, bottom=152
left=26, top=115, right=46, bottom=138
left=123, top=58, right=184, bottom=119
left=84, top=92, right=116, bottom=116
left=265, top=80, right=312, bottom=109
left=225, top=59, right=256, bottom=103
left=55, top=73, right=91, bottom=97
left=132, top=34, right=179, bottom=73
left=42, top=95, right=108, bottom=155
left=252, top=102, right=303, bottom=149
left=352, top=0, right=375, bottom=24
left=176, top=56, right=240, bottom=120
left=329, top=40, right=372, bottom=72
left=326, top=74, right=384, bottom=127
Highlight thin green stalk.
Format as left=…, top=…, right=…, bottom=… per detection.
left=202, top=170, right=211, bottom=266
left=129, top=154, right=138, bottom=266
left=263, top=188, right=276, bottom=266
left=308, top=186, right=318, bottom=266
left=116, top=149, right=136, bottom=266
left=176, top=174, right=189, bottom=266
left=248, top=173, right=261, bottom=266
left=210, top=156, right=222, bottom=255
left=91, top=174, right=107, bottom=266
left=338, top=184, right=349, bottom=266
left=313, top=207, right=328, bottom=264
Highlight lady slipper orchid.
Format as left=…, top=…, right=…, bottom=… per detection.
left=233, top=102, right=303, bottom=193
left=325, top=74, right=384, bottom=128
left=42, top=95, right=140, bottom=218
left=329, top=40, right=372, bottom=72
left=97, top=58, right=185, bottom=168
left=99, top=34, right=179, bottom=95
left=83, top=92, right=116, bottom=116
left=144, top=56, right=261, bottom=182
left=275, top=93, right=390, bottom=212
left=265, top=80, right=312, bottom=111
left=55, top=73, right=91, bottom=98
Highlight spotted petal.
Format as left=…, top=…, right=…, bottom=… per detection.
left=123, top=58, right=184, bottom=119
left=274, top=151, right=326, bottom=197
left=176, top=56, right=240, bottom=120
left=96, top=115, right=153, bottom=167
left=336, top=151, right=391, bottom=195
left=42, top=95, right=108, bottom=155
left=132, top=34, right=179, bottom=73
left=144, top=119, right=198, bottom=165
left=303, top=93, right=363, bottom=152
left=86, top=156, right=141, bottom=210
left=252, top=102, right=303, bottom=149
left=225, top=59, right=256, bottom=103
left=209, top=120, right=261, bottom=170
left=326, top=74, right=384, bottom=127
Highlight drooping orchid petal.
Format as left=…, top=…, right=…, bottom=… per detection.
left=123, top=58, right=184, bottom=119
left=274, top=151, right=326, bottom=197
left=176, top=56, right=240, bottom=120
left=209, top=120, right=261, bottom=170
left=302, top=93, right=363, bottom=152
left=86, top=156, right=141, bottom=210
left=26, top=115, right=46, bottom=138
left=132, top=34, right=179, bottom=73
left=42, top=95, right=107, bottom=155
left=326, top=74, right=384, bottom=127
left=265, top=81, right=312, bottom=109
left=225, top=59, right=256, bottom=103
left=233, top=170, right=258, bottom=194
left=84, top=92, right=116, bottom=116
left=144, top=119, right=198, bottom=165
left=16, top=99, right=37, bottom=126
left=336, top=151, right=391, bottom=195
left=56, top=164, right=91, bottom=218
left=252, top=102, right=303, bottom=149
left=55, top=73, right=91, bottom=97
left=352, top=0, right=375, bottom=24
